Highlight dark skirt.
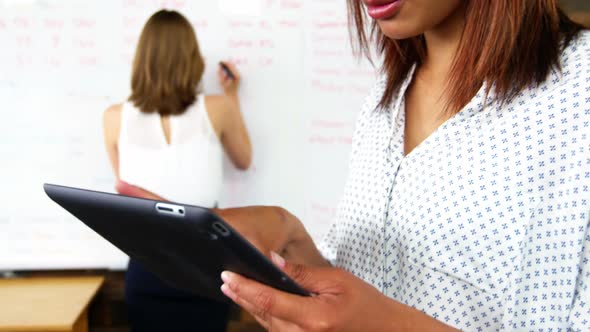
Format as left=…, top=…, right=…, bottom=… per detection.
left=125, top=259, right=230, bottom=332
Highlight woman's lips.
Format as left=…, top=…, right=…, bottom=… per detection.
left=365, top=0, right=402, bottom=20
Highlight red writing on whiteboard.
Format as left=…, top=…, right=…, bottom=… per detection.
left=227, top=39, right=275, bottom=49
left=313, top=68, right=341, bottom=76
left=313, top=79, right=372, bottom=96
left=52, top=35, right=60, bottom=48
left=313, top=50, right=346, bottom=57
left=311, top=119, right=352, bottom=129
left=313, top=20, right=347, bottom=29
left=258, top=56, right=273, bottom=67
left=309, top=202, right=337, bottom=216
left=262, top=0, right=274, bottom=9
left=16, top=35, right=32, bottom=48
left=311, top=34, right=347, bottom=43
left=229, top=20, right=254, bottom=29
left=227, top=56, right=248, bottom=66
left=16, top=55, right=33, bottom=66
left=347, top=84, right=371, bottom=95
left=192, top=19, right=208, bottom=30
left=308, top=135, right=352, bottom=145
left=315, top=9, right=338, bottom=17
left=346, top=68, right=376, bottom=78
left=73, top=37, right=95, bottom=49
left=44, top=18, right=64, bottom=29
left=72, top=18, right=96, bottom=29
left=312, top=79, right=344, bottom=92
left=228, top=39, right=254, bottom=48
left=259, top=20, right=272, bottom=30
left=13, top=17, right=33, bottom=29
left=79, top=56, right=98, bottom=66
left=259, top=39, right=275, bottom=48
left=121, top=0, right=142, bottom=8
left=122, top=16, right=141, bottom=29
left=279, top=20, right=299, bottom=28
left=280, top=0, right=303, bottom=9
left=45, top=56, right=62, bottom=68
left=158, top=0, right=187, bottom=9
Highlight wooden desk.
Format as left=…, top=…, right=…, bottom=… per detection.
left=0, top=276, right=104, bottom=332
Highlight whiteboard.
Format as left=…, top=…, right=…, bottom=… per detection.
left=0, top=0, right=376, bottom=270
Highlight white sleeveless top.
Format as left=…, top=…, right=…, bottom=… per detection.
left=118, top=95, right=223, bottom=207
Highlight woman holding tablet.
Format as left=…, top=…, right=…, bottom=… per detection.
left=217, top=0, right=590, bottom=330
left=102, top=10, right=251, bottom=332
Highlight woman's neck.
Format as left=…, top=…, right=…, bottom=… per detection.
left=420, top=5, right=466, bottom=83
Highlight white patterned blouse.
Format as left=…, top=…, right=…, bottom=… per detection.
left=320, top=31, right=590, bottom=331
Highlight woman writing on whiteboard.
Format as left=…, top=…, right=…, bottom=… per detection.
left=215, top=0, right=590, bottom=330
left=102, top=10, right=251, bottom=332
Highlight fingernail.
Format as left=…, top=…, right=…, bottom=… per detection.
left=220, top=284, right=235, bottom=300
left=221, top=271, right=232, bottom=283
left=270, top=251, right=286, bottom=268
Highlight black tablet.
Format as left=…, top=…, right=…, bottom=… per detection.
left=43, top=183, right=309, bottom=301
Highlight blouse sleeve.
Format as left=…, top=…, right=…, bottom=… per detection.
left=569, top=31, right=590, bottom=330
left=569, top=214, right=590, bottom=330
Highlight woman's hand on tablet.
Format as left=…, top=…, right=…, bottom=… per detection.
left=220, top=253, right=459, bottom=332
left=215, top=206, right=328, bottom=267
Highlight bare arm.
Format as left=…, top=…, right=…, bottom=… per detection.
left=216, top=62, right=252, bottom=170
left=102, top=104, right=122, bottom=179
left=115, top=179, right=164, bottom=201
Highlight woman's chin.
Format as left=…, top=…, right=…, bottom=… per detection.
left=377, top=20, right=422, bottom=40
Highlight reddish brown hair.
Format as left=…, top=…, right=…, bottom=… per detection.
left=348, top=1, right=585, bottom=112
left=129, top=10, right=205, bottom=116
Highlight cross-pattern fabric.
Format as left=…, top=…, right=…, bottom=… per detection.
left=320, top=31, right=590, bottom=331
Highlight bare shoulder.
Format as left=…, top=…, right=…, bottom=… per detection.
left=203, top=95, right=231, bottom=135
left=103, top=103, right=123, bottom=123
